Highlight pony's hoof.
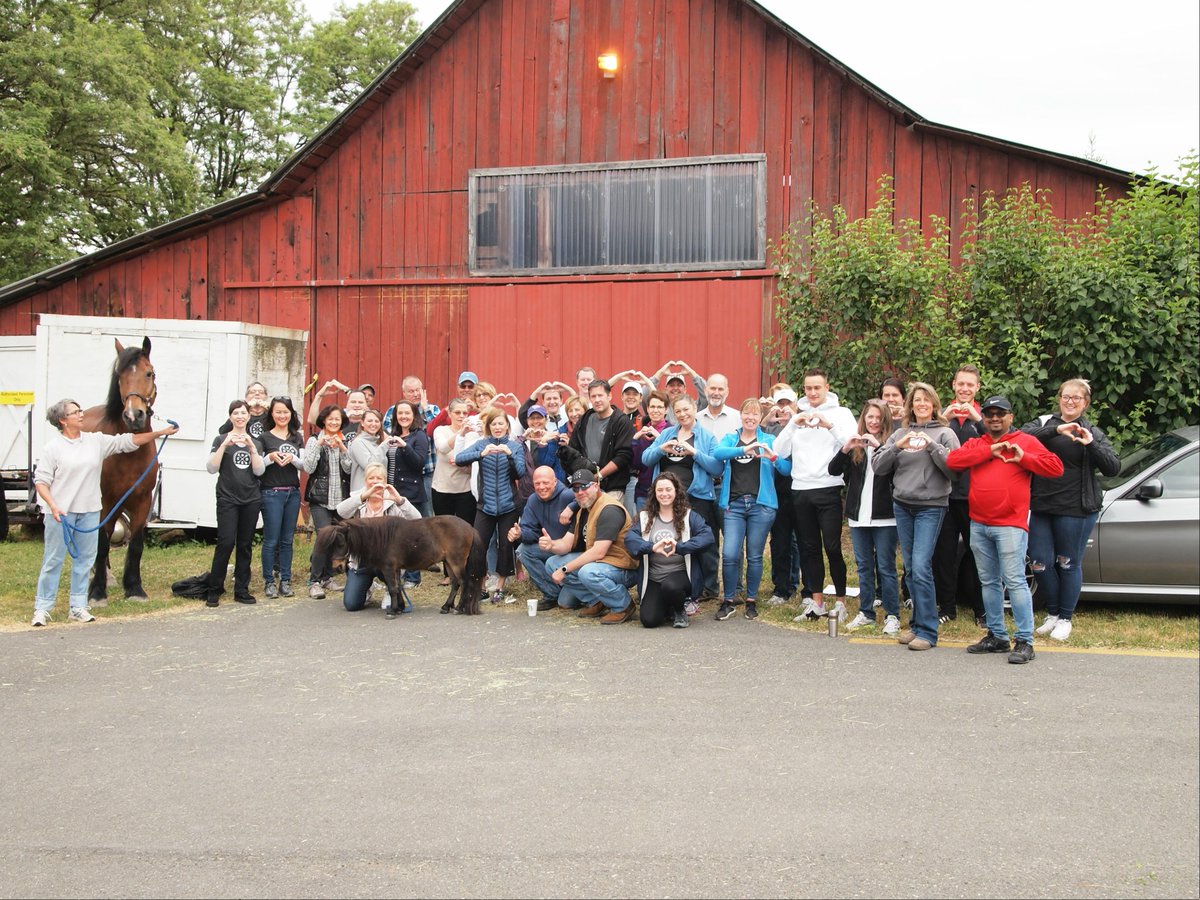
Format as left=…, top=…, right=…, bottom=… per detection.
left=440, top=607, right=452, bottom=615
left=125, top=595, right=149, bottom=604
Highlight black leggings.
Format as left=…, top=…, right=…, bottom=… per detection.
left=474, top=509, right=518, bottom=577
left=432, top=488, right=476, bottom=523
left=791, top=486, right=847, bottom=597
left=638, top=570, right=692, bottom=628
left=933, top=497, right=982, bottom=619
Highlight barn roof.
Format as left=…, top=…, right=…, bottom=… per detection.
left=0, top=0, right=1134, bottom=305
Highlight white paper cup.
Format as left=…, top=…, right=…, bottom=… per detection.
left=527, top=598, right=537, bottom=617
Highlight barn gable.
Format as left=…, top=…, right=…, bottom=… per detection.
left=0, top=0, right=1134, bottom=401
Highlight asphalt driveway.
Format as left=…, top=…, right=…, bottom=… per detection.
left=3, top=596, right=1197, bottom=899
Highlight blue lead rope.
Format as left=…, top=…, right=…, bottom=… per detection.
left=60, top=418, right=179, bottom=559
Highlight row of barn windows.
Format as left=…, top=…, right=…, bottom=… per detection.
left=469, top=154, right=766, bottom=275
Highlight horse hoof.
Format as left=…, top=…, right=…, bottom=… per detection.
left=386, top=610, right=398, bottom=619
left=440, top=607, right=451, bottom=614
left=125, top=595, right=150, bottom=604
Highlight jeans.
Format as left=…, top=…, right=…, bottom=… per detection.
left=971, top=522, right=1035, bottom=643
left=721, top=495, right=775, bottom=601
left=36, top=510, right=100, bottom=611
left=546, top=552, right=637, bottom=611
left=894, top=502, right=946, bottom=643
left=516, top=543, right=559, bottom=601
left=342, top=565, right=379, bottom=612
left=622, top=474, right=639, bottom=520
left=1028, top=511, right=1098, bottom=621
left=260, top=487, right=300, bottom=586
left=850, top=525, right=899, bottom=618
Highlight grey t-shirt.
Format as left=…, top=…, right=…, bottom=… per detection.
left=646, top=514, right=686, bottom=581
left=584, top=412, right=611, bottom=468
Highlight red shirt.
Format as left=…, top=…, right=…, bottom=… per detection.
left=946, top=430, right=1064, bottom=530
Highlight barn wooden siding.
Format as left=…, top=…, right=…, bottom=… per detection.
left=0, top=0, right=1129, bottom=406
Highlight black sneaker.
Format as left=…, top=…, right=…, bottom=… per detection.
left=967, top=632, right=1011, bottom=654
left=744, top=601, right=758, bottom=620
left=235, top=594, right=257, bottom=605
left=715, top=601, right=737, bottom=621
left=672, top=610, right=689, bottom=628
left=536, top=597, right=558, bottom=611
left=1008, top=640, right=1035, bottom=664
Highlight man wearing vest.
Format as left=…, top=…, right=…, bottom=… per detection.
left=542, top=469, right=639, bottom=624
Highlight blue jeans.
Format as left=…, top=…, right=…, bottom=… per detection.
left=546, top=552, right=636, bottom=611
left=36, top=510, right=100, bottom=612
left=516, top=543, right=559, bottom=601
left=260, top=487, right=300, bottom=586
left=721, top=495, right=775, bottom=601
left=850, top=525, right=899, bottom=617
left=342, top=566, right=377, bottom=611
left=894, top=502, right=946, bottom=643
left=1028, top=511, right=1098, bottom=621
left=971, top=522, right=1035, bottom=643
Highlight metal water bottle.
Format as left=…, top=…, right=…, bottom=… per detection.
left=827, top=606, right=839, bottom=637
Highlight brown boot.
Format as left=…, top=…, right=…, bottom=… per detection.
left=601, top=601, right=635, bottom=625
left=578, top=601, right=606, bottom=618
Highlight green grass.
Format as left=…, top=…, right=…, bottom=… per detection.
left=2, top=525, right=1196, bottom=653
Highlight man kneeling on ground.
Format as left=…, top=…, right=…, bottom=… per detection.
left=542, top=469, right=639, bottom=624
left=509, top=466, right=574, bottom=611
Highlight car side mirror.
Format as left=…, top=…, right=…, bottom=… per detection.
left=1136, top=478, right=1164, bottom=501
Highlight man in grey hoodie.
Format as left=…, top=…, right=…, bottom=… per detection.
left=771, top=369, right=858, bottom=620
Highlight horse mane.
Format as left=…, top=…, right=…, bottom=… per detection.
left=105, top=344, right=148, bottom=422
left=343, top=517, right=402, bottom=567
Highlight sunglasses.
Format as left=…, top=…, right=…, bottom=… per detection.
left=273, top=395, right=291, bottom=403
left=981, top=410, right=1010, bottom=418
left=571, top=483, right=595, bottom=493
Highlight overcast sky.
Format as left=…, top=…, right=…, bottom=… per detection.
left=303, top=0, right=1198, bottom=180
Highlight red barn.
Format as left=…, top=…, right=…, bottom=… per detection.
left=0, top=0, right=1133, bottom=404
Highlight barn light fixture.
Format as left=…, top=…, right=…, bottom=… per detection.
left=597, top=53, right=618, bottom=78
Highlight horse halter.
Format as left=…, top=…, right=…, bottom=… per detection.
left=124, top=388, right=157, bottom=413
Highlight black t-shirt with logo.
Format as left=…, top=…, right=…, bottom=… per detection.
left=659, top=433, right=696, bottom=493
left=258, top=430, right=303, bottom=490
left=727, top=435, right=761, bottom=500
left=210, top=434, right=264, bottom=505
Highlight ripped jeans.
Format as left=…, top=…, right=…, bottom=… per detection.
left=1028, top=511, right=1098, bottom=621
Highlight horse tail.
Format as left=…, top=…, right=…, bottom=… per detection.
left=462, top=528, right=488, bottom=614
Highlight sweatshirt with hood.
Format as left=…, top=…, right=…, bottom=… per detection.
left=771, top=391, right=859, bottom=491
left=872, top=420, right=960, bottom=507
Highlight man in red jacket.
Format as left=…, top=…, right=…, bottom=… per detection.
left=946, top=396, right=1064, bottom=664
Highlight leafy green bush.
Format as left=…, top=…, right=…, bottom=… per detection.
left=770, top=156, right=1199, bottom=451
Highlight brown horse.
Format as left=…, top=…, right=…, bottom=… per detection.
left=314, top=515, right=488, bottom=617
left=81, top=337, right=159, bottom=603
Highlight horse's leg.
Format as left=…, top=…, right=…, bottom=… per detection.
left=382, top=571, right=401, bottom=619
left=122, top=526, right=149, bottom=601
left=88, top=527, right=111, bottom=605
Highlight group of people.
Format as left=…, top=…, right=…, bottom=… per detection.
left=32, top=359, right=1121, bottom=665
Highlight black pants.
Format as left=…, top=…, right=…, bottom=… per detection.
left=308, top=504, right=341, bottom=583
left=689, top=496, right=719, bottom=596
left=932, top=497, right=983, bottom=619
left=432, top=488, right=477, bottom=523
left=208, top=498, right=261, bottom=598
left=474, top=509, right=518, bottom=577
left=791, top=486, right=847, bottom=597
left=770, top=475, right=797, bottom=599
left=639, top=570, right=692, bottom=628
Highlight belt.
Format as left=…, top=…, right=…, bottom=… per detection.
left=266, top=486, right=297, bottom=492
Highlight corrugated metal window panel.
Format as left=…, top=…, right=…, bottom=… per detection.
left=468, top=154, right=766, bottom=275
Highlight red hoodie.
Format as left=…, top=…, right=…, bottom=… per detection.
left=946, top=430, right=1064, bottom=530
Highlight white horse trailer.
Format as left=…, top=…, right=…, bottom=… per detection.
left=28, top=315, right=309, bottom=530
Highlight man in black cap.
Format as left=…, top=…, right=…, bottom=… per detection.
left=541, top=469, right=639, bottom=624
left=947, top=396, right=1064, bottom=664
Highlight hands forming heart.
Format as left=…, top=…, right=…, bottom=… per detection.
left=1057, top=422, right=1093, bottom=445
left=653, top=538, right=677, bottom=557
left=990, top=441, right=1024, bottom=463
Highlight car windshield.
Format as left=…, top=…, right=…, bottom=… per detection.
left=1101, top=432, right=1193, bottom=491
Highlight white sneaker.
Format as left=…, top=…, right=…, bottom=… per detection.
left=882, top=615, right=901, bottom=636
left=847, top=612, right=875, bottom=630
left=1035, top=614, right=1059, bottom=635
left=1050, top=618, right=1073, bottom=642
left=31, top=609, right=50, bottom=627
left=767, top=595, right=788, bottom=606
left=831, top=600, right=847, bottom=622
left=793, top=600, right=826, bottom=622
left=872, top=598, right=882, bottom=608
left=484, top=574, right=499, bottom=593
left=68, top=607, right=96, bottom=623
left=308, top=583, right=326, bottom=599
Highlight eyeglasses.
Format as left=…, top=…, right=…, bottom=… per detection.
left=1060, top=395, right=1086, bottom=403
left=571, top=483, right=595, bottom=493
left=68, top=408, right=84, bottom=416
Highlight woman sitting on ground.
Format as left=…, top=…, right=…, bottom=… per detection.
left=624, top=472, right=714, bottom=629
left=334, top=462, right=420, bottom=612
